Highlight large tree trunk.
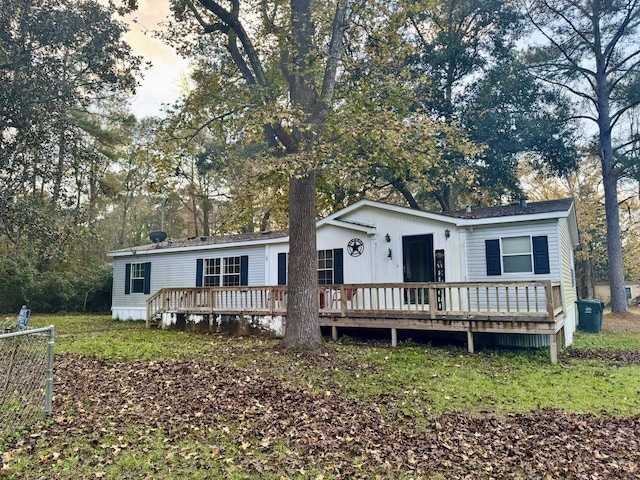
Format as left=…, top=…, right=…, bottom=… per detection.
left=284, top=171, right=321, bottom=349
left=182, top=0, right=348, bottom=350
left=596, top=69, right=628, bottom=312
left=585, top=258, right=594, bottom=299
left=602, top=162, right=627, bottom=311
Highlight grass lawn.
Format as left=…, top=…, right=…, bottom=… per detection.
left=1, top=311, right=640, bottom=479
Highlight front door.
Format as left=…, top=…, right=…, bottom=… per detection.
left=402, top=234, right=434, bottom=304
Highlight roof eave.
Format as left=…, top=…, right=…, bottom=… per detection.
left=107, top=235, right=290, bottom=258
left=317, top=199, right=460, bottom=227
left=454, top=210, right=571, bottom=228
left=321, top=219, right=377, bottom=234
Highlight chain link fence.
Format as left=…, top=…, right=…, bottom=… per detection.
left=0, top=326, right=54, bottom=436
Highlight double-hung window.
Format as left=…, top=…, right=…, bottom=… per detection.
left=131, top=263, right=146, bottom=292
left=502, top=236, right=533, bottom=273
left=277, top=249, right=344, bottom=285
left=203, top=258, right=222, bottom=286
left=124, top=262, right=151, bottom=294
left=197, top=256, right=248, bottom=287
left=486, top=236, right=549, bottom=276
left=318, top=249, right=334, bottom=285
left=223, top=256, right=242, bottom=286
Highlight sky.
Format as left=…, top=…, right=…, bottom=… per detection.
left=121, top=1, right=190, bottom=118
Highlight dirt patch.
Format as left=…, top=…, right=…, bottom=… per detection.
left=3, top=354, right=640, bottom=479
left=564, top=347, right=640, bottom=363
left=603, top=311, right=640, bottom=334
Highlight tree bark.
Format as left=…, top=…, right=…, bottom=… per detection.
left=284, top=170, right=321, bottom=349
left=585, top=258, right=594, bottom=299
left=602, top=158, right=627, bottom=311
left=595, top=53, right=628, bottom=312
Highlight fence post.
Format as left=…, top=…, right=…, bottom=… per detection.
left=0, top=325, right=56, bottom=434
left=45, top=326, right=54, bottom=415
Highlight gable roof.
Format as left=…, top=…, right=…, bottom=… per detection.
left=320, top=198, right=575, bottom=226
left=320, top=197, right=579, bottom=245
left=108, top=197, right=578, bottom=257
left=441, top=198, right=574, bottom=220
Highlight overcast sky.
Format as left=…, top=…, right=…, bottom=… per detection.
left=121, top=1, right=190, bottom=118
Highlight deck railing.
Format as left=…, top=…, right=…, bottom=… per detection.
left=147, top=281, right=563, bottom=326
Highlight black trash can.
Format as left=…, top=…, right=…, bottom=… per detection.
left=576, top=299, right=605, bottom=333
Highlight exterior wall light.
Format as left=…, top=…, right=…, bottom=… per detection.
left=445, top=229, right=450, bottom=239
left=385, top=233, right=391, bottom=242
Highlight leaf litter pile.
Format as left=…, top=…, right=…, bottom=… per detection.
left=3, top=352, right=640, bottom=479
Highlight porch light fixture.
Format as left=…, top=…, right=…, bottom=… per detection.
left=387, top=248, right=392, bottom=259
left=445, top=229, right=450, bottom=239
left=385, top=233, right=391, bottom=242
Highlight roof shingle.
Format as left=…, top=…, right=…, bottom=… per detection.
left=441, top=198, right=573, bottom=219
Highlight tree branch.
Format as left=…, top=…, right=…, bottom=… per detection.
left=313, top=1, right=349, bottom=127
left=197, top=0, right=269, bottom=87
left=603, top=0, right=640, bottom=70
left=523, top=1, right=595, bottom=86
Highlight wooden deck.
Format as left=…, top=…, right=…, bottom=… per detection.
left=147, top=281, right=565, bottom=362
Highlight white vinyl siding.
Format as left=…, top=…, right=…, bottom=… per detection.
left=328, top=207, right=463, bottom=284
left=466, top=221, right=559, bottom=281
left=558, top=217, right=578, bottom=345
left=558, top=218, right=577, bottom=306
left=111, top=246, right=266, bottom=316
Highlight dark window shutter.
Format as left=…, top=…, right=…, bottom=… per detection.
left=532, top=236, right=550, bottom=274
left=240, top=255, right=249, bottom=286
left=196, top=259, right=203, bottom=287
left=333, top=248, right=344, bottom=284
left=277, top=253, right=287, bottom=285
left=124, top=263, right=131, bottom=294
left=485, top=239, right=501, bottom=276
left=143, top=262, right=152, bottom=294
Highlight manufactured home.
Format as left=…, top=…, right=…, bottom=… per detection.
left=108, top=198, right=579, bottom=362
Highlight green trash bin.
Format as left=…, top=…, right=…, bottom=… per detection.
left=576, top=299, right=605, bottom=333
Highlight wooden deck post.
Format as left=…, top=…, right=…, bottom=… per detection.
left=331, top=325, right=338, bottom=342
left=545, top=281, right=555, bottom=321
left=391, top=328, right=397, bottom=347
left=428, top=286, right=436, bottom=319
left=549, top=332, right=558, bottom=364
left=467, top=330, right=475, bottom=353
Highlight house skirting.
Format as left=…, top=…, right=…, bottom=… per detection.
left=159, top=312, right=284, bottom=337
left=112, top=307, right=146, bottom=321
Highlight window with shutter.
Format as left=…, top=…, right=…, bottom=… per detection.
left=485, top=236, right=550, bottom=275
left=126, top=262, right=150, bottom=294
left=198, top=256, right=250, bottom=287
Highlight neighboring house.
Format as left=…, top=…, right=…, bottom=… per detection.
left=594, top=281, right=640, bottom=305
left=108, top=197, right=580, bottom=348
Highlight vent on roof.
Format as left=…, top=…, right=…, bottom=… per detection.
left=465, top=205, right=472, bottom=213
left=200, top=236, right=208, bottom=241
left=519, top=198, right=527, bottom=208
